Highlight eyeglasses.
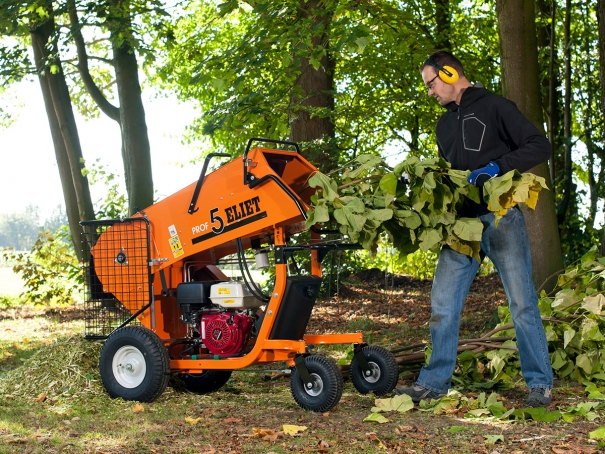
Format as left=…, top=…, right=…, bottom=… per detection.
left=425, top=74, right=439, bottom=92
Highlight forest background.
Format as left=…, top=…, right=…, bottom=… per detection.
left=1, top=1, right=605, bottom=452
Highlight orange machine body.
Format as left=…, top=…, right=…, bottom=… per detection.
left=87, top=146, right=362, bottom=374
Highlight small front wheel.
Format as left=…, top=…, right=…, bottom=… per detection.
left=290, top=355, right=343, bottom=412
left=350, top=345, right=398, bottom=397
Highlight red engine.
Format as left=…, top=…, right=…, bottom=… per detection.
left=201, top=311, right=253, bottom=355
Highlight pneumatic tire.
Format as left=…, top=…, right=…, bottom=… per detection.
left=350, top=345, right=398, bottom=396
left=290, top=355, right=343, bottom=412
left=100, top=326, right=170, bottom=402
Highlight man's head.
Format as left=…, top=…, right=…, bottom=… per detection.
left=420, top=51, right=471, bottom=106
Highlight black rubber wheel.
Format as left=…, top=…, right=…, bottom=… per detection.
left=290, top=355, right=343, bottom=412
left=178, top=370, right=232, bottom=394
left=99, top=326, right=170, bottom=402
left=350, top=345, right=398, bottom=396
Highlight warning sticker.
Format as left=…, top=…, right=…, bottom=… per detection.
left=168, top=224, right=178, bottom=237
left=169, top=235, right=184, bottom=258
left=217, top=287, right=231, bottom=295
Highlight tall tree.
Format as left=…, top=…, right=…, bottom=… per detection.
left=29, top=4, right=95, bottom=261
left=2, top=0, right=157, bottom=222
left=68, top=0, right=154, bottom=214
left=496, top=0, right=563, bottom=291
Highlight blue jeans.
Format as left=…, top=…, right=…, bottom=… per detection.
left=416, top=207, right=553, bottom=393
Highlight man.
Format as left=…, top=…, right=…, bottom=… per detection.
left=394, top=50, right=554, bottom=408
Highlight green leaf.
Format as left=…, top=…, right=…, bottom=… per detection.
left=484, top=434, right=504, bottom=444
left=371, top=395, right=414, bottom=413
left=366, top=208, right=393, bottom=222
left=576, top=353, right=594, bottom=374
left=582, top=319, right=605, bottom=342
left=379, top=173, right=398, bottom=195
left=446, top=426, right=467, bottom=433
left=582, top=294, right=605, bottom=315
left=363, top=412, right=389, bottom=423
left=418, top=228, right=442, bottom=252
left=466, top=408, right=491, bottom=417
left=563, top=329, right=576, bottom=350
left=589, top=427, right=605, bottom=439
left=312, top=203, right=330, bottom=223
left=339, top=196, right=365, bottom=213
left=432, top=395, right=460, bottom=414
left=523, top=408, right=562, bottom=422
left=452, top=218, right=483, bottom=242
left=551, top=289, right=582, bottom=310
left=308, top=172, right=339, bottom=201
left=333, top=208, right=366, bottom=234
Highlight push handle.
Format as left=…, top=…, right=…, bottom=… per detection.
left=188, top=152, right=231, bottom=214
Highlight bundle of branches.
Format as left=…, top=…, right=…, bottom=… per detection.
left=305, top=154, right=547, bottom=261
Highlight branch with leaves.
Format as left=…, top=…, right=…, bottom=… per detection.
left=305, top=154, right=547, bottom=261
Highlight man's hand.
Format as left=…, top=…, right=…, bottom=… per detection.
left=399, top=172, right=410, bottom=186
left=467, top=161, right=500, bottom=186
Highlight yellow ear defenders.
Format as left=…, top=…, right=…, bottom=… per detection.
left=424, top=58, right=459, bottom=85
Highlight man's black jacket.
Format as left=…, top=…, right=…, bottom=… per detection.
left=436, top=86, right=551, bottom=216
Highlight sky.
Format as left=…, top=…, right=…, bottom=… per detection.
left=0, top=79, right=204, bottom=222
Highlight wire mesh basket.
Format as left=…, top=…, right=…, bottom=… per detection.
left=80, top=218, right=152, bottom=339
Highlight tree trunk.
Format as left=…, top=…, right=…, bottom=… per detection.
left=30, top=13, right=95, bottom=262
left=108, top=0, right=154, bottom=215
left=597, top=0, right=605, bottom=255
left=496, top=0, right=564, bottom=291
left=558, top=0, right=573, bottom=225
left=536, top=0, right=561, bottom=184
left=112, top=42, right=154, bottom=214
left=289, top=0, right=336, bottom=173
left=434, top=0, right=451, bottom=50
left=582, top=2, right=599, bottom=228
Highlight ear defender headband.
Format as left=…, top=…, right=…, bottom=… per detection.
left=425, top=58, right=459, bottom=85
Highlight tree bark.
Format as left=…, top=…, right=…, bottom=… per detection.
left=558, top=0, right=573, bottom=225
left=107, top=0, right=154, bottom=215
left=597, top=0, right=605, bottom=255
left=289, top=0, right=336, bottom=173
left=496, top=0, right=563, bottom=291
left=30, top=12, right=95, bottom=262
left=434, top=0, right=451, bottom=50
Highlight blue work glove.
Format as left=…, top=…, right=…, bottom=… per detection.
left=467, top=161, right=500, bottom=187
left=399, top=172, right=410, bottom=186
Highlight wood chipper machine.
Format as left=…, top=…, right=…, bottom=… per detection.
left=80, top=138, right=398, bottom=412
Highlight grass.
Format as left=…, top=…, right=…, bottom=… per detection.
left=1, top=272, right=605, bottom=453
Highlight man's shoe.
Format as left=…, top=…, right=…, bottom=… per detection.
left=526, top=388, right=552, bottom=407
left=392, top=385, right=446, bottom=403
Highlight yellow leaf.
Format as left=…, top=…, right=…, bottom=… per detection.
left=525, top=186, right=541, bottom=209
left=252, top=427, right=274, bottom=438
left=185, top=416, right=201, bottom=425
left=281, top=424, right=307, bottom=435
left=35, top=393, right=47, bottom=403
left=3, top=352, right=13, bottom=357
left=132, top=403, right=145, bottom=413
left=366, top=432, right=387, bottom=449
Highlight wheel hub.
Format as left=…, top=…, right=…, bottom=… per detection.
left=362, top=361, right=381, bottom=383
left=112, top=345, right=147, bottom=389
left=304, top=373, right=324, bottom=397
